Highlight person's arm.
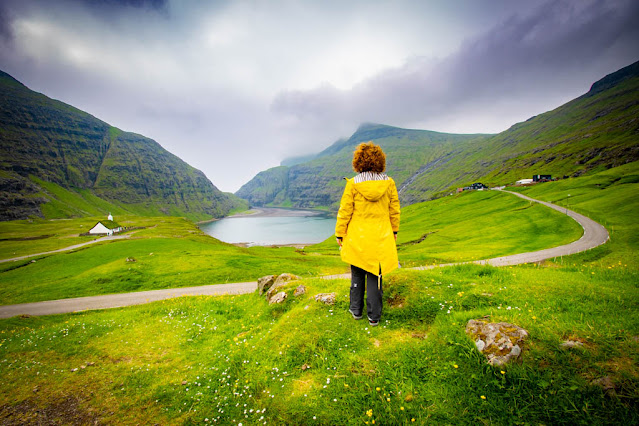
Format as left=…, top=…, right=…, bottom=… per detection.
left=389, top=179, right=400, bottom=239
left=335, top=179, right=354, bottom=245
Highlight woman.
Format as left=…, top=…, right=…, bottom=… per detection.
left=335, top=141, right=400, bottom=326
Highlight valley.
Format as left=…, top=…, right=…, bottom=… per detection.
left=0, top=163, right=637, bottom=423
left=0, top=57, right=637, bottom=424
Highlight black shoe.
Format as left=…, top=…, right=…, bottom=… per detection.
left=368, top=318, right=379, bottom=326
left=349, top=309, right=362, bottom=320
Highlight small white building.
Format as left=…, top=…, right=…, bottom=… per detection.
left=516, top=178, right=534, bottom=185
left=89, top=214, right=123, bottom=236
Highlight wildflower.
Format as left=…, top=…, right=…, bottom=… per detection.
left=386, top=397, right=390, bottom=402
left=453, top=364, right=458, bottom=369
left=500, top=370, right=505, bottom=375
left=480, top=395, right=486, bottom=400
left=400, top=406, right=405, bottom=411
left=366, top=409, right=373, bottom=417
left=411, top=419, right=415, bottom=422
left=376, top=387, right=381, bottom=391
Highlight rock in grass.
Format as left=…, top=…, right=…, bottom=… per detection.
left=466, top=319, right=529, bottom=366
left=314, top=293, right=336, bottom=305
left=269, top=291, right=287, bottom=304
left=560, top=340, right=584, bottom=349
left=294, top=284, right=306, bottom=296
left=257, top=275, right=276, bottom=295
left=274, top=273, right=301, bottom=286
left=264, top=273, right=302, bottom=301
left=591, top=376, right=616, bottom=396
left=266, top=283, right=285, bottom=301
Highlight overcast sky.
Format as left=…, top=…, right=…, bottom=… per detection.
left=1, top=0, right=638, bottom=192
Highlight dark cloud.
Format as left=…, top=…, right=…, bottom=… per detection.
left=77, top=0, right=169, bottom=13
left=1, top=0, right=637, bottom=191
left=272, top=0, right=639, bottom=137
left=0, top=2, right=15, bottom=42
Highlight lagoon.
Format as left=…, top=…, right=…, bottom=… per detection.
left=199, top=208, right=337, bottom=246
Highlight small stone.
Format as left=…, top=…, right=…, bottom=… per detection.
left=274, top=273, right=301, bottom=286
left=126, top=257, right=136, bottom=263
left=301, top=364, right=310, bottom=371
left=466, top=319, right=528, bottom=366
left=591, top=376, right=616, bottom=396
left=182, top=381, right=188, bottom=385
left=510, top=345, right=521, bottom=356
left=561, top=340, right=584, bottom=349
left=269, top=292, right=287, bottom=304
left=314, top=293, right=336, bottom=305
left=257, top=275, right=276, bottom=295
left=266, top=282, right=286, bottom=301
left=294, top=284, right=306, bottom=297
left=475, top=339, right=486, bottom=352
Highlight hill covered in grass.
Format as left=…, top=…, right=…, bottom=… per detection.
left=237, top=60, right=639, bottom=209
left=0, top=70, right=246, bottom=221
left=236, top=124, right=488, bottom=209
left=0, top=160, right=637, bottom=423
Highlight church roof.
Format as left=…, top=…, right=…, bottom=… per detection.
left=97, top=220, right=120, bottom=229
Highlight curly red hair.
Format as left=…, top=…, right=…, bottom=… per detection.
left=352, top=141, right=386, bottom=173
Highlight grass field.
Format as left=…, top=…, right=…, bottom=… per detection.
left=0, top=217, right=345, bottom=305
left=0, top=263, right=636, bottom=424
left=0, top=162, right=637, bottom=424
left=309, top=189, right=582, bottom=267
left=0, top=189, right=582, bottom=305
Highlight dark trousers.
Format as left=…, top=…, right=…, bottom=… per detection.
left=350, top=265, right=383, bottom=321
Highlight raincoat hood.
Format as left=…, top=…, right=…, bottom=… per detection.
left=352, top=179, right=392, bottom=202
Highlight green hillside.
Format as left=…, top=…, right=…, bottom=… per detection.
left=236, top=124, right=488, bottom=209
left=1, top=162, right=637, bottom=423
left=0, top=70, right=246, bottom=221
left=237, top=60, right=639, bottom=209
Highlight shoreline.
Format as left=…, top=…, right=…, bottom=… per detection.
left=231, top=242, right=314, bottom=249
left=227, top=206, right=332, bottom=218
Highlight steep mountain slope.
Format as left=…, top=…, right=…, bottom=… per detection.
left=0, top=70, right=246, bottom=221
left=236, top=125, right=488, bottom=209
left=401, top=59, right=639, bottom=203
left=237, top=60, right=639, bottom=209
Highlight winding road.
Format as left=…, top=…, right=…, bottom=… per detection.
left=0, top=234, right=132, bottom=264
left=0, top=190, right=609, bottom=319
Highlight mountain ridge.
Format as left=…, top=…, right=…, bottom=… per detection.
left=0, top=70, right=246, bottom=221
left=237, top=60, right=639, bottom=210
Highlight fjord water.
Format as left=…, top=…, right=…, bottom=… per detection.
left=199, top=208, right=337, bottom=246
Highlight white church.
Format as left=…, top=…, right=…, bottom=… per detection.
left=88, top=213, right=123, bottom=236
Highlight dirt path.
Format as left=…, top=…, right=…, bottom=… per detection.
left=0, top=282, right=255, bottom=319
left=0, top=234, right=132, bottom=264
left=0, top=191, right=609, bottom=319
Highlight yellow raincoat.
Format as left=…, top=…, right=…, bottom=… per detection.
left=335, top=176, right=400, bottom=275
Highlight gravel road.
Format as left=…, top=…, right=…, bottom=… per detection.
left=0, top=234, right=132, bottom=264
left=0, top=190, right=609, bottom=318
